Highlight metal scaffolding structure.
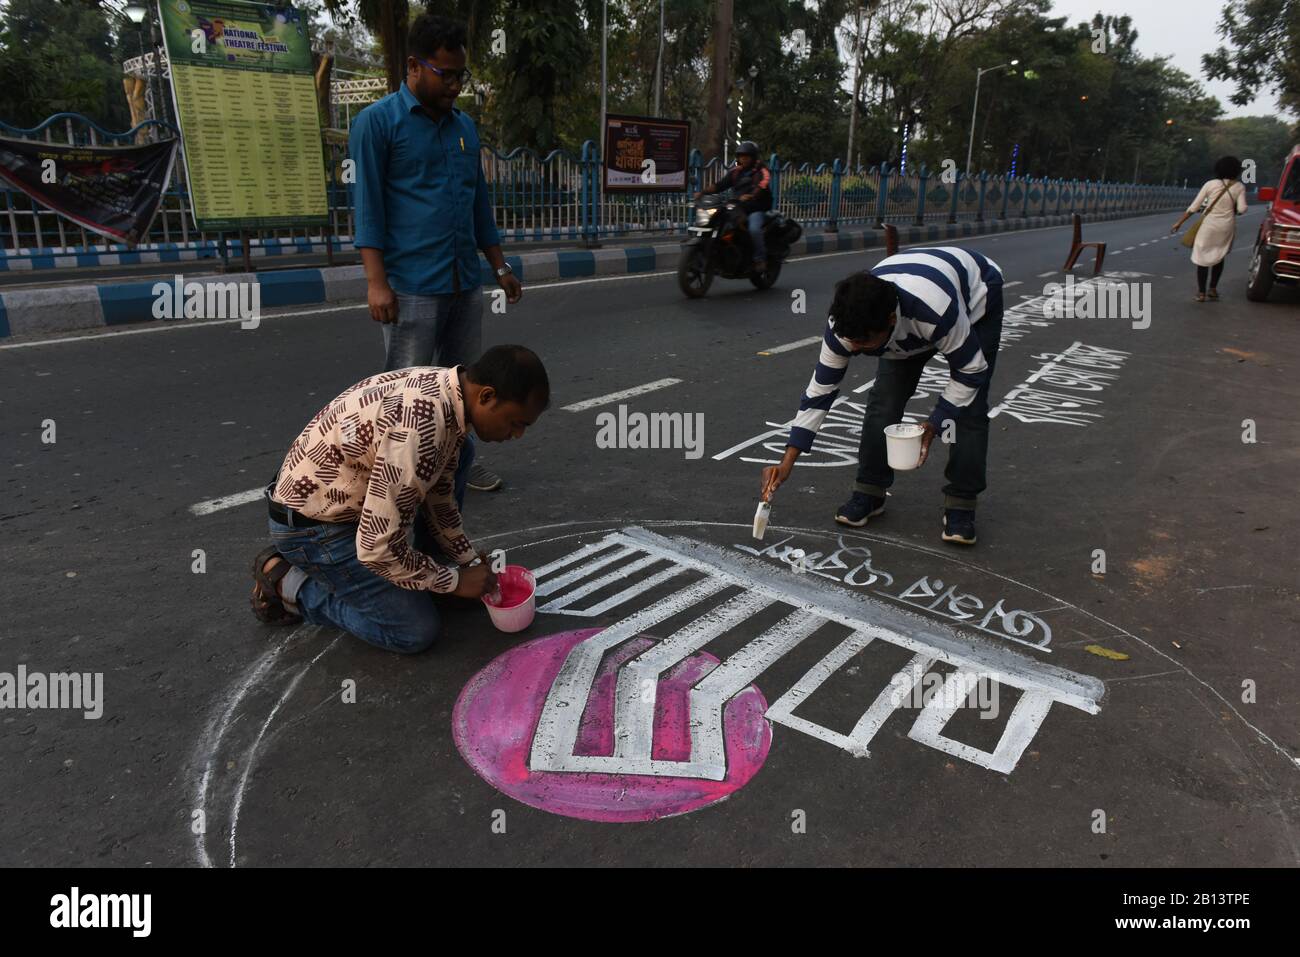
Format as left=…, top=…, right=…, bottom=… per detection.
left=120, top=32, right=387, bottom=128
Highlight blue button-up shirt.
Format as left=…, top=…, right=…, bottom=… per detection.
left=349, top=83, right=501, bottom=295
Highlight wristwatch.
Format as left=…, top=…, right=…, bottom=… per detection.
left=495, top=263, right=513, bottom=278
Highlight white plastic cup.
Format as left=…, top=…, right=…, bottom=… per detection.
left=482, top=565, right=536, bottom=633
left=884, top=423, right=925, bottom=470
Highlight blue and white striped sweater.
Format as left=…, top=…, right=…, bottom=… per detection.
left=788, top=246, right=1002, bottom=453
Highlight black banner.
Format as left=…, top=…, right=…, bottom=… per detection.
left=0, top=867, right=1286, bottom=941
left=603, top=113, right=690, bottom=193
left=0, top=136, right=179, bottom=247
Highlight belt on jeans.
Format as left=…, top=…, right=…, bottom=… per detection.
left=266, top=491, right=328, bottom=528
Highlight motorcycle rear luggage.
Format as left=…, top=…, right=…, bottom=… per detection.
left=765, top=214, right=802, bottom=246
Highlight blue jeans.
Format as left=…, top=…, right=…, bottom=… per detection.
left=267, top=440, right=475, bottom=654
left=855, top=281, right=1004, bottom=510
left=383, top=287, right=483, bottom=371
left=385, top=286, right=484, bottom=473
left=747, top=211, right=767, bottom=261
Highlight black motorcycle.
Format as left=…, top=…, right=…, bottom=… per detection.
left=677, top=193, right=802, bottom=298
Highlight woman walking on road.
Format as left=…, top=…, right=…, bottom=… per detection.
left=1171, top=156, right=1249, bottom=301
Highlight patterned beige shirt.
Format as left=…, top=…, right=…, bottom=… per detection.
left=272, top=366, right=475, bottom=593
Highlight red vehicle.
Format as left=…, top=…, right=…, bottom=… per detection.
left=1248, top=144, right=1300, bottom=301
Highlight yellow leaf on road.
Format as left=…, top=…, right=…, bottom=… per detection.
left=1085, top=644, right=1130, bottom=661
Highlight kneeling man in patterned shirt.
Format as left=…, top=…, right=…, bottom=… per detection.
left=250, top=345, right=549, bottom=652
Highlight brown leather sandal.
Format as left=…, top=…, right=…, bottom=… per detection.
left=251, top=546, right=302, bottom=625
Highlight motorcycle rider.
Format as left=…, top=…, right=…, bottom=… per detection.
left=694, top=140, right=773, bottom=272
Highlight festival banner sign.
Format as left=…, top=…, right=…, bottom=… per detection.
left=602, top=114, right=690, bottom=193
left=157, top=0, right=328, bottom=230
left=0, top=136, right=179, bottom=246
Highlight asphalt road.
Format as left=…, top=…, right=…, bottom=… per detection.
left=3, top=206, right=1298, bottom=867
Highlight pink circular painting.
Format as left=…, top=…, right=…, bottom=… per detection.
left=453, top=628, right=772, bottom=822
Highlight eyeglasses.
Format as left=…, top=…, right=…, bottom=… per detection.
left=415, top=57, right=472, bottom=87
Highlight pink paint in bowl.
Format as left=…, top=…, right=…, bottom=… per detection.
left=481, top=565, right=536, bottom=632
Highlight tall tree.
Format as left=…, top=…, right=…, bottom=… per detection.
left=1203, top=0, right=1300, bottom=119
left=493, top=0, right=591, bottom=151
left=702, top=0, right=733, bottom=159
left=0, top=0, right=136, bottom=130
left=323, top=0, right=409, bottom=93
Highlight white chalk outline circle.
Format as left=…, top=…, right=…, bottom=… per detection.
left=187, top=519, right=1298, bottom=867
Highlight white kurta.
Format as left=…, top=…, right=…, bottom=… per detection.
left=1186, top=178, right=1248, bottom=267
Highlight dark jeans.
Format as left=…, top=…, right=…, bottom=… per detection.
left=384, top=287, right=483, bottom=371
left=1196, top=262, right=1224, bottom=293
left=267, top=440, right=475, bottom=654
left=855, top=282, right=1003, bottom=510
left=385, top=286, right=485, bottom=473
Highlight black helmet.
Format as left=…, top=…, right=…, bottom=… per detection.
left=736, top=140, right=759, bottom=158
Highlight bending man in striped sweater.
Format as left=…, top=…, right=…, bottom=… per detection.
left=760, top=246, right=1004, bottom=545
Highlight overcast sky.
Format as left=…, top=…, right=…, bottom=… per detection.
left=1046, top=0, right=1286, bottom=119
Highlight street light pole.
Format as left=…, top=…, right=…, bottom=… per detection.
left=965, top=60, right=1017, bottom=178
left=735, top=65, right=757, bottom=150
left=846, top=3, right=864, bottom=170
left=723, top=91, right=729, bottom=166
left=1164, top=136, right=1193, bottom=185
left=122, top=1, right=153, bottom=136
left=599, top=0, right=607, bottom=146
left=653, top=0, right=664, bottom=116
left=738, top=81, right=746, bottom=153
left=964, top=71, right=982, bottom=178
left=148, top=7, right=172, bottom=132
left=1160, top=118, right=1175, bottom=185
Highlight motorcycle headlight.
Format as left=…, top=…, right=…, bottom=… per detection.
left=694, top=206, right=713, bottom=226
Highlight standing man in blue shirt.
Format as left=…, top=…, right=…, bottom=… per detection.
left=349, top=14, right=521, bottom=494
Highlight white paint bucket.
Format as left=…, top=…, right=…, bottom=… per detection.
left=884, top=423, right=925, bottom=470
left=482, top=565, right=536, bottom=633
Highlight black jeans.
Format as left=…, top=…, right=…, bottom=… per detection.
left=854, top=282, right=1003, bottom=510
left=1196, top=262, right=1224, bottom=293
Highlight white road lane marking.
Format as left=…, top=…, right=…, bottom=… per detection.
left=190, top=487, right=266, bottom=516
left=0, top=303, right=365, bottom=350
left=560, top=377, right=683, bottom=412
left=757, top=335, right=821, bottom=355
left=1002, top=280, right=1024, bottom=288
left=1037, top=270, right=1056, bottom=278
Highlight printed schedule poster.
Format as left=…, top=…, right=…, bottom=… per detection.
left=158, top=0, right=327, bottom=230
